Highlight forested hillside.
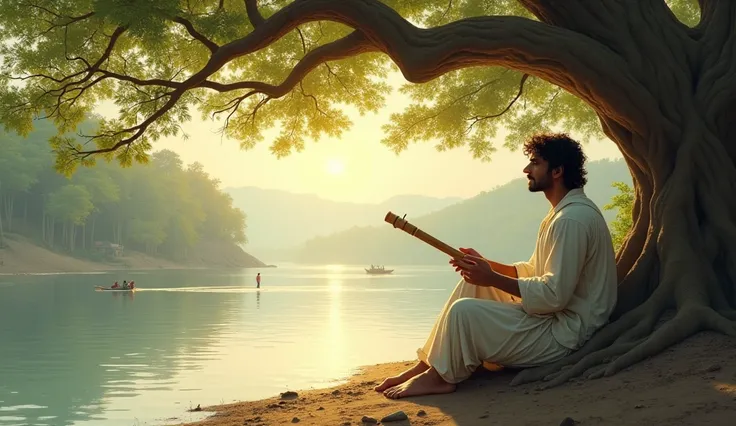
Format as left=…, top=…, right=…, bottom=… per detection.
left=0, top=119, right=260, bottom=267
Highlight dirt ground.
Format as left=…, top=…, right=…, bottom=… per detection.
left=178, top=331, right=736, bottom=426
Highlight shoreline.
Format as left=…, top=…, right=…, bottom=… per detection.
left=0, top=235, right=270, bottom=276
left=178, top=332, right=736, bottom=426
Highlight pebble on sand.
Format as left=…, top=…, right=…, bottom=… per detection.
left=360, top=415, right=377, bottom=424
left=559, top=417, right=577, bottom=426
left=416, top=409, right=427, bottom=417
left=280, top=391, right=299, bottom=400
left=380, top=411, right=408, bottom=422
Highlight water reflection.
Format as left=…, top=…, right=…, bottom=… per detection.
left=0, top=265, right=458, bottom=426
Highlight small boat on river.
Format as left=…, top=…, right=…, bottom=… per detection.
left=94, top=286, right=137, bottom=292
left=365, top=265, right=394, bottom=275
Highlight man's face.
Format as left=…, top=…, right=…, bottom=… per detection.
left=523, top=155, right=554, bottom=192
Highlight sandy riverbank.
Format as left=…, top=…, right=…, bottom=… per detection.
left=178, top=331, right=736, bottom=426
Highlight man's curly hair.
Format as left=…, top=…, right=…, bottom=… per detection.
left=522, top=133, right=588, bottom=189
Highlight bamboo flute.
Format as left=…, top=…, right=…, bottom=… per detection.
left=384, top=211, right=465, bottom=260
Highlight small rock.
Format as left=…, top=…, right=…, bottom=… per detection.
left=188, top=404, right=202, bottom=412
left=635, top=404, right=644, bottom=409
left=279, top=401, right=287, bottom=405
left=332, top=390, right=341, bottom=395
left=361, top=415, right=378, bottom=424
left=706, top=364, right=721, bottom=373
left=559, top=417, right=577, bottom=426
left=291, top=417, right=300, bottom=423
left=380, top=411, right=408, bottom=422
left=317, top=406, right=325, bottom=411
left=479, top=414, right=489, bottom=419
left=267, top=403, right=281, bottom=409
left=280, top=391, right=298, bottom=400
left=342, top=423, right=351, bottom=426
left=416, top=410, right=427, bottom=417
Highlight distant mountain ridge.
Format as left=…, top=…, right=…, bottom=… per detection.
left=224, top=186, right=463, bottom=251
left=274, top=159, right=632, bottom=265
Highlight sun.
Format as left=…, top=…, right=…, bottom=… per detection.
left=326, top=158, right=345, bottom=175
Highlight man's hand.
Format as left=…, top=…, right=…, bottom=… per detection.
left=458, top=247, right=482, bottom=257
left=449, top=254, right=496, bottom=286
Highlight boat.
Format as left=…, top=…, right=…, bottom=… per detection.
left=365, top=265, right=394, bottom=275
left=94, top=285, right=137, bottom=292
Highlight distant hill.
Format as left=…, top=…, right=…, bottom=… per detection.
left=278, top=159, right=632, bottom=265
left=224, top=187, right=463, bottom=251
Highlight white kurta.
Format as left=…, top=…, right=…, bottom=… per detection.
left=417, top=188, right=618, bottom=384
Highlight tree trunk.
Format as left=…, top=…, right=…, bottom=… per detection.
left=49, top=219, right=55, bottom=249
left=70, top=223, right=76, bottom=252
left=3, top=194, right=13, bottom=233
left=0, top=182, right=4, bottom=249
left=89, top=216, right=96, bottom=249
left=0, top=203, right=4, bottom=249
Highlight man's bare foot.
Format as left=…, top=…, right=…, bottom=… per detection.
left=374, top=361, right=430, bottom=392
left=383, top=367, right=456, bottom=399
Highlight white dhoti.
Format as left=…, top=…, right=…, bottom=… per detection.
left=416, top=279, right=572, bottom=384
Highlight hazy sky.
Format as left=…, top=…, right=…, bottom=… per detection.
left=119, top=72, right=623, bottom=204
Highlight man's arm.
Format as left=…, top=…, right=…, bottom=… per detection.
left=485, top=259, right=518, bottom=278
left=485, top=270, right=521, bottom=297
left=516, top=219, right=588, bottom=315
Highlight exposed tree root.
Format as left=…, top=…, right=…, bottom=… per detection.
left=512, top=303, right=736, bottom=389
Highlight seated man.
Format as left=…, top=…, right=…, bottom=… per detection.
left=376, top=133, right=618, bottom=399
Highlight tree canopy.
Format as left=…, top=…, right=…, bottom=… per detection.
left=0, top=1, right=699, bottom=172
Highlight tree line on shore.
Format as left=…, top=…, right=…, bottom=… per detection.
left=0, top=119, right=247, bottom=261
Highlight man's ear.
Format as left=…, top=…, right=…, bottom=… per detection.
left=551, top=165, right=564, bottom=180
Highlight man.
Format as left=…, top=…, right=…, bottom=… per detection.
left=375, top=133, right=618, bottom=399
left=256, top=273, right=261, bottom=289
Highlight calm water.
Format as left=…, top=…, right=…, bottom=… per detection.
left=0, top=264, right=458, bottom=426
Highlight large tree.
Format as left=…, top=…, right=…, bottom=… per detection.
left=1, top=0, right=734, bottom=387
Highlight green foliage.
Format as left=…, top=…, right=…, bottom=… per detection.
left=0, top=0, right=701, bottom=168
left=0, top=118, right=248, bottom=258
left=47, top=185, right=95, bottom=225
left=603, top=181, right=635, bottom=251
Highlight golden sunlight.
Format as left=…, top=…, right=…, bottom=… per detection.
left=326, top=158, right=345, bottom=175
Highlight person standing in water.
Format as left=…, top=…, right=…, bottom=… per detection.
left=256, top=273, right=261, bottom=289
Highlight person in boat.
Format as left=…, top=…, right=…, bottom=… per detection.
left=128, top=281, right=135, bottom=289
left=375, top=133, right=618, bottom=399
left=111, top=281, right=119, bottom=289
left=122, top=280, right=128, bottom=289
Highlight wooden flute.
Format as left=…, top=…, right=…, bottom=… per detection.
left=384, top=211, right=465, bottom=260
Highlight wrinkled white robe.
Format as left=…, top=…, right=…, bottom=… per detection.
left=417, top=188, right=618, bottom=384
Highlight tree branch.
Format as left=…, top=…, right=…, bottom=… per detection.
left=696, top=0, right=736, bottom=120
left=200, top=0, right=652, bottom=135
left=244, top=0, right=265, bottom=27
left=39, top=0, right=658, bottom=161
left=172, top=17, right=219, bottom=53
left=200, top=31, right=374, bottom=97
left=465, top=73, right=529, bottom=133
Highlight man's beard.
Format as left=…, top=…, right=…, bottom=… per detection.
left=527, top=176, right=549, bottom=192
